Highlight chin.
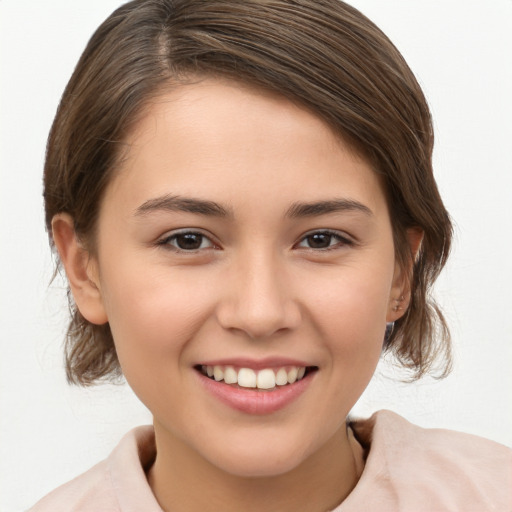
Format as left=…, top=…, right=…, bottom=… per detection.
left=199, top=431, right=315, bottom=478
left=213, top=451, right=306, bottom=478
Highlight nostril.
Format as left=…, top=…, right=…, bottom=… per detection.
left=215, top=280, right=301, bottom=338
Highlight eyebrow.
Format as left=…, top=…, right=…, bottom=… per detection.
left=134, top=194, right=372, bottom=220
left=285, top=199, right=373, bottom=218
left=134, top=194, right=233, bottom=218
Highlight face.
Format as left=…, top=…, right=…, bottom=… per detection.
left=85, top=80, right=404, bottom=476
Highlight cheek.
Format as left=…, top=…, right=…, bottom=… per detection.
left=99, top=265, right=215, bottom=373
left=310, top=281, right=387, bottom=414
left=99, top=268, right=221, bottom=420
left=313, top=267, right=392, bottom=322
left=306, top=261, right=393, bottom=365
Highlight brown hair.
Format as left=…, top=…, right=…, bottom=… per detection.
left=44, top=0, right=452, bottom=385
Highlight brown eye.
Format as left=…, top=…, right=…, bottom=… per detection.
left=305, top=233, right=334, bottom=249
left=175, top=233, right=204, bottom=250
left=297, top=231, right=351, bottom=250
left=161, top=231, right=214, bottom=251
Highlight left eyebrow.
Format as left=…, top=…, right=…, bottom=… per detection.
left=285, top=199, right=373, bottom=218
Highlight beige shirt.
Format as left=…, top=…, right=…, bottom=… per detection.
left=29, top=410, right=512, bottom=511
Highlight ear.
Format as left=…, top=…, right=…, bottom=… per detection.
left=51, top=214, right=108, bottom=325
left=387, top=228, right=423, bottom=322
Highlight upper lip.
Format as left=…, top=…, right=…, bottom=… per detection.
left=195, top=357, right=315, bottom=370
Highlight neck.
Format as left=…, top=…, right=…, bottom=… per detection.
left=147, top=421, right=361, bottom=512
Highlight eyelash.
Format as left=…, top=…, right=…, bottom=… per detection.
left=156, top=229, right=354, bottom=253
left=295, top=230, right=354, bottom=251
left=157, top=230, right=217, bottom=253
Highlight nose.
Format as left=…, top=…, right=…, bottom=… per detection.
left=216, top=252, right=302, bottom=339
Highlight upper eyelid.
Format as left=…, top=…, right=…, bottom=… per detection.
left=156, top=228, right=354, bottom=249
left=158, top=228, right=215, bottom=241
left=156, top=230, right=220, bottom=252
left=291, top=231, right=355, bottom=254
left=297, top=229, right=354, bottom=243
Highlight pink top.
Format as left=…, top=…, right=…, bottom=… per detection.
left=29, top=410, right=512, bottom=511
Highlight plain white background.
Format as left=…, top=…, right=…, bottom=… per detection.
left=1, top=1, right=511, bottom=510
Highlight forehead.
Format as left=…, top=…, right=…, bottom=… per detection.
left=105, top=79, right=387, bottom=218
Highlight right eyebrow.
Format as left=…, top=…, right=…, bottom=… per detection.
left=285, top=198, right=373, bottom=218
left=133, top=194, right=233, bottom=218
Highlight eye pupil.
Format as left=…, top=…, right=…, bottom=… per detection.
left=176, top=233, right=203, bottom=250
left=307, top=233, right=332, bottom=248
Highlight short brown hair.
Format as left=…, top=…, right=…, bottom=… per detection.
left=44, top=0, right=452, bottom=385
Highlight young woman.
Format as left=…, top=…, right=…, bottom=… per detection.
left=28, top=1, right=511, bottom=510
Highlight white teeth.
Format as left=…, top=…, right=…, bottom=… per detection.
left=213, top=366, right=224, bottom=381
left=223, top=366, right=238, bottom=384
left=287, top=367, right=298, bottom=384
left=238, top=368, right=257, bottom=388
left=257, top=369, right=276, bottom=389
left=204, top=365, right=309, bottom=389
left=275, top=368, right=288, bottom=386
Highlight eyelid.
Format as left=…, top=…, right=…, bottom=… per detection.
left=157, top=228, right=220, bottom=251
left=155, top=228, right=354, bottom=253
left=294, top=229, right=355, bottom=250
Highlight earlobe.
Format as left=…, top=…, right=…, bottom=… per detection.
left=387, top=288, right=407, bottom=323
left=51, top=214, right=108, bottom=325
left=387, top=228, right=424, bottom=322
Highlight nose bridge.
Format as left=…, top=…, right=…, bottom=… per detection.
left=217, top=245, right=300, bottom=338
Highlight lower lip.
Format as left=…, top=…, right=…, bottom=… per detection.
left=197, top=371, right=314, bottom=415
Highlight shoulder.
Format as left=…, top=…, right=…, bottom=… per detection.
left=28, top=426, right=162, bottom=512
left=27, top=457, right=116, bottom=512
left=342, top=410, right=512, bottom=512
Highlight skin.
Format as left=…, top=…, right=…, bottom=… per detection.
left=53, top=79, right=413, bottom=512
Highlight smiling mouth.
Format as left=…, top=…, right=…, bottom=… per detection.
left=196, top=365, right=318, bottom=390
